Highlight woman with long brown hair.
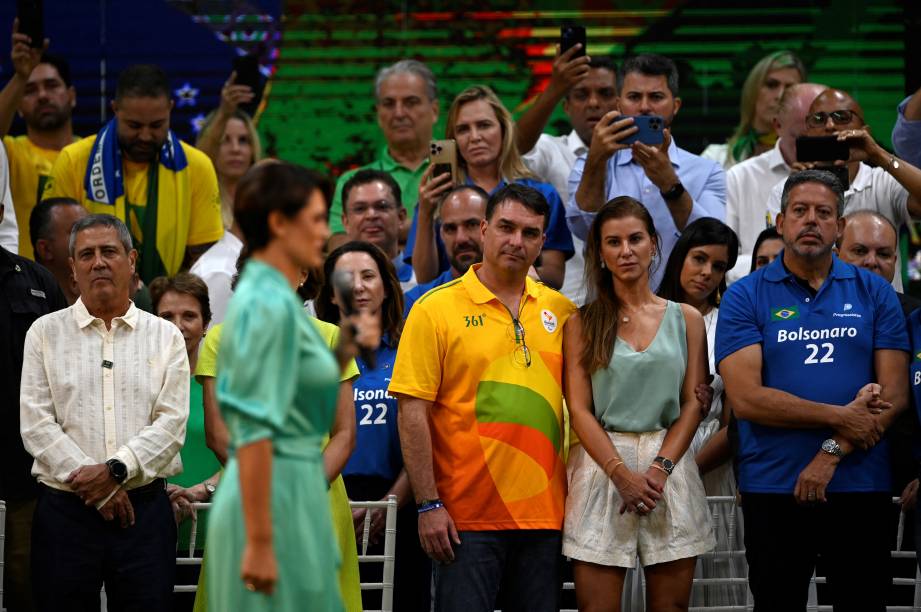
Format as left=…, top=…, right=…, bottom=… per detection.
left=562, top=196, right=714, bottom=611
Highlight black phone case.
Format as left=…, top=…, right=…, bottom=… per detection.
left=17, top=0, right=43, bottom=48
left=232, top=55, right=263, bottom=117
left=796, top=136, right=850, bottom=162
left=561, top=26, right=586, bottom=58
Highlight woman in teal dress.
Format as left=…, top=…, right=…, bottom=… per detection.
left=206, top=162, right=376, bottom=611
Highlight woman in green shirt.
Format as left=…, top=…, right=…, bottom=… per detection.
left=561, top=197, right=714, bottom=611
left=150, top=274, right=223, bottom=543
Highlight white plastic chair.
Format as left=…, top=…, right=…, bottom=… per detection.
left=351, top=495, right=398, bottom=612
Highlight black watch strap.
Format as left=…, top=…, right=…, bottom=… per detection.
left=661, top=182, right=685, bottom=201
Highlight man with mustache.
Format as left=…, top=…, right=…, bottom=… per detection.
left=43, top=64, right=223, bottom=284
left=20, top=213, right=188, bottom=611
left=516, top=50, right=618, bottom=305
left=341, top=168, right=416, bottom=292
left=766, top=88, right=921, bottom=290
left=403, top=184, right=487, bottom=314
left=717, top=170, right=909, bottom=610
left=0, top=21, right=78, bottom=259
left=328, top=60, right=439, bottom=250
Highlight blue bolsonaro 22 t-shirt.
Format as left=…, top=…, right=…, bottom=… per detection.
left=716, top=254, right=908, bottom=494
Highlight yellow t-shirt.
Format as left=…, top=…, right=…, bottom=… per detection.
left=4, top=134, right=76, bottom=259
left=389, top=264, right=576, bottom=531
left=43, top=135, right=223, bottom=274
left=195, top=319, right=359, bottom=382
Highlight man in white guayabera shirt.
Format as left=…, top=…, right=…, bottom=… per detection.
left=20, top=213, right=188, bottom=612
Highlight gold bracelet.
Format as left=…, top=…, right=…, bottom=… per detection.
left=650, top=463, right=670, bottom=476
left=604, top=460, right=625, bottom=479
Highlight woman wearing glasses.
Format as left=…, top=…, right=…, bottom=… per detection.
left=562, top=197, right=714, bottom=611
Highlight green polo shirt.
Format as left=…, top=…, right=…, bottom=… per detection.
left=329, top=147, right=428, bottom=233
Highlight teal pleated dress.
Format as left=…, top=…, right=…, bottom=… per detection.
left=206, top=260, right=343, bottom=612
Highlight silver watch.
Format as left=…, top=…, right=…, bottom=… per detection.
left=821, top=438, right=844, bottom=457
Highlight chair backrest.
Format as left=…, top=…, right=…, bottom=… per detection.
left=350, top=495, right=398, bottom=612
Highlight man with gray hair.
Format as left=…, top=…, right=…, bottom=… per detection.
left=328, top=59, right=439, bottom=248
left=20, top=213, right=189, bottom=610
left=717, top=170, right=909, bottom=610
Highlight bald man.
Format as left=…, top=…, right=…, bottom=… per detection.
left=767, top=88, right=921, bottom=289
left=838, top=210, right=921, bottom=532
left=726, top=83, right=826, bottom=281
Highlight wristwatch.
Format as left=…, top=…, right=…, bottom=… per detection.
left=653, top=456, right=675, bottom=475
left=821, top=438, right=845, bottom=457
left=106, top=458, right=128, bottom=484
left=660, top=182, right=686, bottom=201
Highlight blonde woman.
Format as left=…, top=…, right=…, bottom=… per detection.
left=196, top=72, right=263, bottom=229
left=702, top=51, right=805, bottom=169
left=411, top=85, right=574, bottom=288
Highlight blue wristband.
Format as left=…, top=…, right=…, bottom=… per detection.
left=417, top=500, right=444, bottom=514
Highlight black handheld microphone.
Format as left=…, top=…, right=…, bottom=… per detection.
left=331, top=270, right=376, bottom=369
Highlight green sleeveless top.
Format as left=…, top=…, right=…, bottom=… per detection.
left=591, top=300, right=687, bottom=432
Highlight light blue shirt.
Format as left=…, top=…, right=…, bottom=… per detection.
left=893, top=96, right=921, bottom=169
left=566, top=138, right=726, bottom=290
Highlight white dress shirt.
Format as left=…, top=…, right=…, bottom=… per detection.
left=725, top=141, right=791, bottom=282
left=20, top=298, right=189, bottom=492
left=766, top=162, right=910, bottom=290
left=189, top=230, right=243, bottom=327
left=523, top=130, right=588, bottom=305
left=0, top=139, right=19, bottom=253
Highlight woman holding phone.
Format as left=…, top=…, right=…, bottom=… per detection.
left=411, top=85, right=574, bottom=289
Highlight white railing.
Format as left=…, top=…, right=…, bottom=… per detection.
left=172, top=495, right=399, bottom=612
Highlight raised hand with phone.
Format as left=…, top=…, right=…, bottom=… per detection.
left=800, top=88, right=921, bottom=222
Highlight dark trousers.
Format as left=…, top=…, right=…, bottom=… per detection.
left=343, top=474, right=431, bottom=612
left=3, top=497, right=37, bottom=612
left=742, top=492, right=891, bottom=612
left=31, top=482, right=177, bottom=612
left=433, top=529, right=561, bottom=612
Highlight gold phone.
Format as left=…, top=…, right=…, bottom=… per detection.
left=429, top=139, right=458, bottom=185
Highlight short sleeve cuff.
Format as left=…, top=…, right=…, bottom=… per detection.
left=388, top=384, right=438, bottom=402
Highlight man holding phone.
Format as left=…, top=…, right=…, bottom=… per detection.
left=569, top=54, right=726, bottom=290
left=0, top=19, right=78, bottom=259
left=515, top=38, right=618, bottom=305
left=765, top=88, right=921, bottom=290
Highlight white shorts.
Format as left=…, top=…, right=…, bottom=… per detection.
left=563, top=429, right=715, bottom=568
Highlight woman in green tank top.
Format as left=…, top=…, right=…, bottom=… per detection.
left=561, top=197, right=714, bottom=610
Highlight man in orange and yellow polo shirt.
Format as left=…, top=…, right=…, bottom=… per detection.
left=0, top=20, right=78, bottom=259
left=44, top=64, right=222, bottom=283
left=390, top=183, right=575, bottom=612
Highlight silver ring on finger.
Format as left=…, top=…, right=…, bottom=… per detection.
left=636, top=501, right=648, bottom=513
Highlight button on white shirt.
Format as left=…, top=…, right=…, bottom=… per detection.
left=725, top=140, right=791, bottom=282
left=523, top=130, right=588, bottom=304
left=20, top=298, right=189, bottom=492
left=766, top=162, right=910, bottom=291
